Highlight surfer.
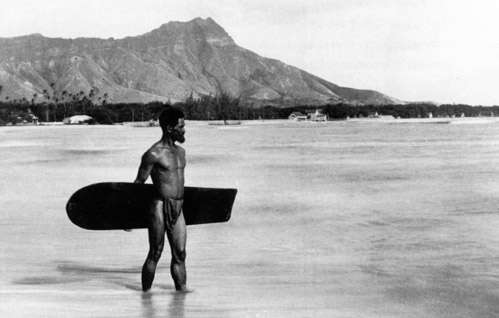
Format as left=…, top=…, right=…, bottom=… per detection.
left=134, top=106, right=189, bottom=292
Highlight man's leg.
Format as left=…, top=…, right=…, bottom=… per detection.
left=142, top=200, right=165, bottom=292
left=167, top=212, right=187, bottom=291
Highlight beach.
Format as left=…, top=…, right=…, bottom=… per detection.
left=1, top=119, right=499, bottom=317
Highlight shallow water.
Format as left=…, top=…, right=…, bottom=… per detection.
left=1, top=119, right=499, bottom=317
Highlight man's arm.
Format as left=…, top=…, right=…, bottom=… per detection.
left=126, top=151, right=156, bottom=233
left=134, top=151, right=156, bottom=184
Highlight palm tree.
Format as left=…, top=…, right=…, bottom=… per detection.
left=68, top=93, right=74, bottom=115
left=89, top=89, right=95, bottom=108
left=31, top=93, right=38, bottom=106
left=61, top=91, right=68, bottom=118
left=102, top=93, right=108, bottom=105
left=50, top=83, right=60, bottom=121
left=43, top=89, right=50, bottom=122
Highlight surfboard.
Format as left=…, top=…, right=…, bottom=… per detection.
left=66, top=182, right=237, bottom=230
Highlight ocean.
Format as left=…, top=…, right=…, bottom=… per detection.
left=1, top=119, right=499, bottom=317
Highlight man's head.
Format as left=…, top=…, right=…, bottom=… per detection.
left=159, top=107, right=185, bottom=143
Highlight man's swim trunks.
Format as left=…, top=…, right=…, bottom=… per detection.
left=162, top=198, right=183, bottom=231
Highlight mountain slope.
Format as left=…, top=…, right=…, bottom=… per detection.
left=0, top=18, right=401, bottom=106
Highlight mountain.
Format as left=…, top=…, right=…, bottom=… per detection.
left=0, top=17, right=401, bottom=106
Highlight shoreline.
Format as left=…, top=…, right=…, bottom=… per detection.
left=2, top=117, right=499, bottom=128
left=346, top=117, right=499, bottom=124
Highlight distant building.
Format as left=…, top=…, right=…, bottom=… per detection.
left=365, top=112, right=395, bottom=120
left=26, top=114, right=39, bottom=125
left=288, top=112, right=307, bottom=121
left=24, top=109, right=39, bottom=125
left=478, top=111, right=494, bottom=117
left=63, top=115, right=95, bottom=124
left=305, top=109, right=328, bottom=122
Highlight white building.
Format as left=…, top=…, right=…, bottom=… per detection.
left=63, top=115, right=95, bottom=124
left=288, top=112, right=307, bottom=121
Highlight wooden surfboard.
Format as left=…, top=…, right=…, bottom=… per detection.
left=66, top=182, right=237, bottom=230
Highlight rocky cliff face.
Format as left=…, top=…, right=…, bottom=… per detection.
left=0, top=17, right=401, bottom=106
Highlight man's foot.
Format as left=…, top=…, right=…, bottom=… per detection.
left=175, top=287, right=194, bottom=293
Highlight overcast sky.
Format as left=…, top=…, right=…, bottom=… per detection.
left=1, top=0, right=498, bottom=105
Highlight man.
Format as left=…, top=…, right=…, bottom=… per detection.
left=134, top=106, right=188, bottom=292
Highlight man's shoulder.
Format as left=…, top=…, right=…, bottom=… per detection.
left=147, top=142, right=184, bottom=155
left=142, top=145, right=162, bottom=162
left=147, top=143, right=183, bottom=158
left=146, top=145, right=160, bottom=154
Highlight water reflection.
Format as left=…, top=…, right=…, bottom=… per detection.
left=141, top=293, right=155, bottom=318
left=141, top=291, right=186, bottom=318
left=168, top=292, right=186, bottom=318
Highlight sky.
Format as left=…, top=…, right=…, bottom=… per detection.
left=1, top=0, right=498, bottom=105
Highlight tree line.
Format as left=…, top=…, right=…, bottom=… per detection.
left=1, top=87, right=499, bottom=125
left=0, top=83, right=112, bottom=125
left=0, top=92, right=259, bottom=125
left=322, top=103, right=499, bottom=119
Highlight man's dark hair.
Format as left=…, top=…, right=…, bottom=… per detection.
left=159, top=107, right=184, bottom=131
